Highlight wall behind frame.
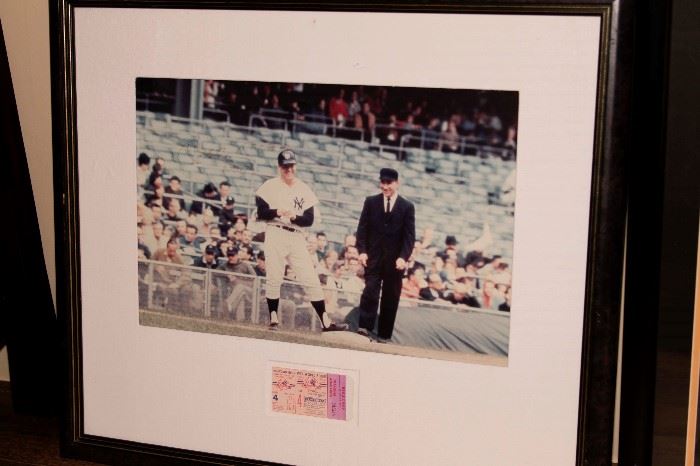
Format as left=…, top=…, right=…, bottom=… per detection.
left=0, top=0, right=55, bottom=382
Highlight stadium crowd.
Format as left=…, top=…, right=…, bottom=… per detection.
left=137, top=152, right=512, bottom=313
left=175, top=80, right=518, bottom=155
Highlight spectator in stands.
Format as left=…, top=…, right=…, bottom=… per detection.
left=137, top=225, right=151, bottom=259
left=504, top=125, right=517, bottom=151
left=429, top=255, right=445, bottom=276
left=223, top=90, right=244, bottom=125
left=499, top=287, right=511, bottom=312
left=401, top=114, right=418, bottom=131
left=384, top=114, right=400, bottom=145
left=136, top=152, right=151, bottom=187
left=315, top=232, right=330, bottom=262
left=153, top=237, right=183, bottom=264
left=193, top=244, right=219, bottom=269
left=145, top=185, right=166, bottom=208
left=411, top=105, right=427, bottom=127
left=438, top=120, right=460, bottom=152
left=254, top=251, right=266, bottom=277
left=217, top=238, right=235, bottom=258
left=333, top=260, right=365, bottom=294
left=305, top=98, right=329, bottom=134
left=210, top=181, right=232, bottom=217
left=371, top=87, right=388, bottom=117
left=164, top=195, right=187, bottom=222
left=227, top=217, right=247, bottom=244
left=479, top=255, right=501, bottom=276
left=218, top=196, right=238, bottom=236
left=146, top=166, right=162, bottom=185
left=243, top=85, right=262, bottom=113
left=174, top=220, right=187, bottom=239
left=163, top=224, right=176, bottom=242
left=490, top=262, right=512, bottom=286
left=348, top=90, right=361, bottom=120
left=203, top=80, right=221, bottom=109
left=151, top=238, right=190, bottom=309
left=144, top=220, right=169, bottom=254
left=137, top=243, right=149, bottom=260
left=155, top=157, right=166, bottom=173
left=338, top=234, right=357, bottom=260
left=401, top=267, right=425, bottom=299
left=414, top=227, right=438, bottom=265
left=440, top=257, right=459, bottom=284
left=446, top=281, right=481, bottom=308
left=306, top=235, right=320, bottom=268
left=238, top=245, right=254, bottom=264
left=355, top=101, right=376, bottom=143
left=480, top=280, right=505, bottom=310
left=190, top=182, right=219, bottom=216
left=329, top=88, right=349, bottom=127
left=406, top=241, right=426, bottom=272
left=164, top=175, right=186, bottom=211
left=333, top=246, right=365, bottom=293
left=209, top=226, right=222, bottom=242
left=144, top=168, right=163, bottom=200
left=419, top=273, right=448, bottom=301
left=464, top=261, right=481, bottom=289
left=288, top=100, right=304, bottom=121
left=238, top=229, right=257, bottom=256
left=149, top=202, right=164, bottom=225
left=179, top=224, right=205, bottom=255
left=317, top=249, right=339, bottom=277
left=424, top=117, right=442, bottom=149
left=217, top=246, right=255, bottom=318
left=439, top=235, right=465, bottom=267
left=137, top=202, right=148, bottom=225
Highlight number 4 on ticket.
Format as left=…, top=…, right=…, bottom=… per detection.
left=271, top=366, right=348, bottom=421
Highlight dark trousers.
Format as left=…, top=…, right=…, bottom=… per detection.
left=358, top=260, right=403, bottom=339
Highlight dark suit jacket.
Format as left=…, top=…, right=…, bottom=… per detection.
left=356, top=194, right=415, bottom=272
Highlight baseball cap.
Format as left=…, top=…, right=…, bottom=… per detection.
left=204, top=244, right=217, bottom=255
left=445, top=235, right=458, bottom=246
left=379, top=168, right=399, bottom=182
left=278, top=149, right=297, bottom=166
left=225, top=195, right=235, bottom=206
left=226, top=246, right=239, bottom=256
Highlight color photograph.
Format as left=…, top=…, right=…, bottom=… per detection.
left=136, top=78, right=518, bottom=365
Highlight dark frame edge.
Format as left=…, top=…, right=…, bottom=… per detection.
left=576, top=0, right=633, bottom=464
left=51, top=0, right=83, bottom=459
left=51, top=1, right=633, bottom=465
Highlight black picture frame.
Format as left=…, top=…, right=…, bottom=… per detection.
left=51, top=1, right=632, bottom=464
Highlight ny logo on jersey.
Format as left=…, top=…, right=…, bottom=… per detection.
left=293, top=197, right=305, bottom=210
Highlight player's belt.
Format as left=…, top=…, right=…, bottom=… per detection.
left=269, top=223, right=300, bottom=233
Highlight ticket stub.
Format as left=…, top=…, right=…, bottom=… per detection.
left=271, top=366, right=348, bottom=421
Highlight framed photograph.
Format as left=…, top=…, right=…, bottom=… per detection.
left=53, top=1, right=631, bottom=464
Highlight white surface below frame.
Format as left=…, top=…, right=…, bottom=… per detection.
left=74, top=8, right=600, bottom=466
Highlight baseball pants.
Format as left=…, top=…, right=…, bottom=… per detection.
left=264, top=225, right=324, bottom=302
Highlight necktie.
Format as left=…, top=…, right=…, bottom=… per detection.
left=386, top=197, right=391, bottom=214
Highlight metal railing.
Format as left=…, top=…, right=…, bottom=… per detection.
left=399, top=133, right=516, bottom=160
left=139, top=259, right=510, bottom=329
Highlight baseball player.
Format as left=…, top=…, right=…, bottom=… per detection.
left=255, top=149, right=348, bottom=332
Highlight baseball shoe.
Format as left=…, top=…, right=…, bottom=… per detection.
left=357, top=328, right=370, bottom=337
left=322, top=322, right=349, bottom=332
left=268, top=311, right=279, bottom=329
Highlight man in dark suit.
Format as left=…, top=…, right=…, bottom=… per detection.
left=356, top=168, right=416, bottom=341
